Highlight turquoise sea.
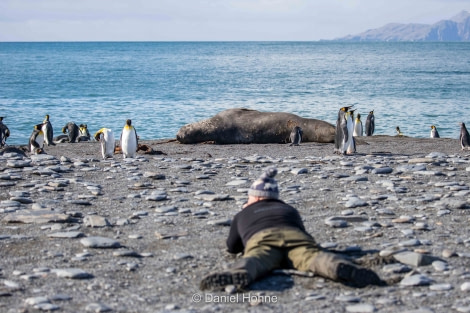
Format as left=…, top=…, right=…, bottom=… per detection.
left=1, top=41, right=470, bottom=146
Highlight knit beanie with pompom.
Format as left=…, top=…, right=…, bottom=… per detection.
left=248, top=166, right=279, bottom=199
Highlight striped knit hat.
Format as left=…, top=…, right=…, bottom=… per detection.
left=248, top=166, right=279, bottom=199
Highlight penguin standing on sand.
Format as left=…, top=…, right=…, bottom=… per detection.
left=353, top=113, right=363, bottom=137
left=42, top=114, right=55, bottom=146
left=459, top=122, right=470, bottom=150
left=289, top=126, right=303, bottom=146
left=396, top=126, right=404, bottom=137
left=62, top=122, right=80, bottom=143
left=335, top=106, right=350, bottom=155
left=29, top=124, right=45, bottom=154
left=120, top=119, right=138, bottom=158
left=78, top=124, right=91, bottom=142
left=0, top=116, right=10, bottom=147
left=365, top=111, right=375, bottom=136
left=94, top=128, right=115, bottom=159
left=430, top=125, right=440, bottom=138
left=346, top=111, right=356, bottom=154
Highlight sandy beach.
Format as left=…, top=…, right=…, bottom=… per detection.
left=1, top=135, right=470, bottom=313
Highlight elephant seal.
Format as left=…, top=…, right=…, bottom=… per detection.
left=176, top=108, right=335, bottom=144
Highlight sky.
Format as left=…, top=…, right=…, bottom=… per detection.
left=0, top=0, right=469, bottom=41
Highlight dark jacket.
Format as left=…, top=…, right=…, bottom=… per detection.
left=226, top=199, right=307, bottom=254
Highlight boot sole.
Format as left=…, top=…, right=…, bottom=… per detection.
left=200, top=271, right=251, bottom=291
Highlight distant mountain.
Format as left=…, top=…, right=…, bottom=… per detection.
left=335, top=10, right=470, bottom=42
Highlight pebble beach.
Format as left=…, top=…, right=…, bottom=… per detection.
left=1, top=135, right=470, bottom=313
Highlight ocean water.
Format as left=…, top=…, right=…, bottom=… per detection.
left=1, top=41, right=470, bottom=146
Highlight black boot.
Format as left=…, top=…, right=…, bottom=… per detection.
left=335, top=262, right=386, bottom=288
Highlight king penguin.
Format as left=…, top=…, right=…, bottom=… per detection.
left=430, top=125, right=440, bottom=138
left=42, top=114, right=55, bottom=146
left=289, top=126, right=303, bottom=146
left=459, top=122, right=470, bottom=150
left=0, top=116, right=10, bottom=147
left=396, top=126, right=404, bottom=137
left=365, top=111, right=375, bottom=136
left=353, top=113, right=363, bottom=137
left=29, top=124, right=45, bottom=154
left=335, top=106, right=350, bottom=155
left=345, top=110, right=356, bottom=154
left=78, top=124, right=91, bottom=142
left=120, top=119, right=138, bottom=158
left=62, top=122, right=80, bottom=143
left=94, top=128, right=115, bottom=159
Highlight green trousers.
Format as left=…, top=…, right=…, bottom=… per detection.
left=233, top=227, right=346, bottom=282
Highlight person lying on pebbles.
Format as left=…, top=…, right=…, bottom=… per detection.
left=200, top=166, right=386, bottom=291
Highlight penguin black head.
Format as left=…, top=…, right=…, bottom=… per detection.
left=340, top=105, right=354, bottom=112
left=34, top=124, right=43, bottom=130
left=94, top=132, right=101, bottom=141
left=126, top=119, right=132, bottom=126
left=0, top=116, right=4, bottom=121
left=357, top=113, right=361, bottom=119
left=45, top=114, right=50, bottom=121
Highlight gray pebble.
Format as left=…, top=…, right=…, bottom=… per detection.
left=195, top=193, right=230, bottom=201
left=35, top=302, right=61, bottom=311
left=399, top=239, right=421, bottom=247
left=335, top=295, right=361, bottom=302
left=80, top=236, right=121, bottom=249
left=382, top=263, right=412, bottom=274
left=454, top=306, right=470, bottom=313
left=226, top=179, right=249, bottom=186
left=173, top=253, right=193, bottom=260
left=345, top=303, right=376, bottom=313
left=85, top=302, right=113, bottom=312
left=146, top=192, right=168, bottom=201
left=393, top=251, right=439, bottom=266
left=291, top=168, right=308, bottom=175
left=372, top=167, right=393, bottom=174
left=432, top=260, right=448, bottom=272
left=113, top=249, right=141, bottom=258
left=305, top=294, right=326, bottom=301
left=155, top=206, right=177, bottom=214
left=460, top=282, right=470, bottom=291
left=84, top=215, right=112, bottom=227
left=429, top=283, right=453, bottom=291
left=344, top=197, right=368, bottom=208
left=324, top=217, right=348, bottom=228
left=400, top=274, right=433, bottom=286
left=53, top=268, right=94, bottom=279
left=47, top=231, right=85, bottom=238
left=7, top=160, right=31, bottom=168
left=25, top=296, right=50, bottom=306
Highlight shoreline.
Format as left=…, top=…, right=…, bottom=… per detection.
left=1, top=135, right=470, bottom=312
